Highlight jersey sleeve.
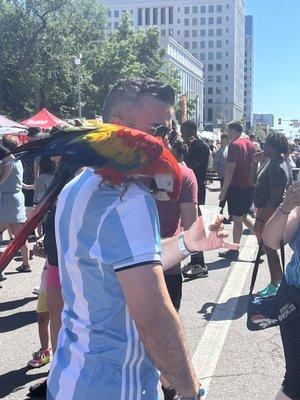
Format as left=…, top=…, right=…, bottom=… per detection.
left=99, top=193, right=162, bottom=272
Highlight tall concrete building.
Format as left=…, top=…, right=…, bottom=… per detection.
left=244, top=15, right=254, bottom=131
left=102, top=0, right=245, bottom=129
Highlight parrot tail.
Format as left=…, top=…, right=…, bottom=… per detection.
left=0, top=159, right=79, bottom=273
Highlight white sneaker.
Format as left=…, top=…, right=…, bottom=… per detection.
left=33, top=286, right=40, bottom=295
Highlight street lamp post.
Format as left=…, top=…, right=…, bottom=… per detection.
left=74, top=54, right=82, bottom=118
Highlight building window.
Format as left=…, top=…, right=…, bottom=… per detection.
left=216, top=40, right=222, bottom=48
left=208, top=29, right=213, bottom=36
left=107, top=9, right=111, bottom=17
left=161, top=7, right=166, bottom=24
left=193, top=53, right=197, bottom=58
left=208, top=40, right=213, bottom=48
left=200, top=52, right=205, bottom=60
left=145, top=8, right=150, bottom=25
left=226, top=4, right=229, bottom=9
left=177, top=7, right=180, bottom=12
left=153, top=8, right=158, bottom=25
left=216, top=64, right=222, bottom=71
left=177, top=18, right=180, bottom=23
left=200, top=5, right=206, bottom=13
left=192, top=29, right=197, bottom=37
left=122, top=10, right=126, bottom=14
left=114, top=10, right=119, bottom=18
left=184, top=42, right=190, bottom=49
left=216, top=75, right=221, bottom=83
left=217, top=5, right=222, bottom=12
left=169, top=28, right=173, bottom=36
left=193, top=6, right=197, bottom=13
left=114, top=21, right=119, bottom=29
left=208, top=87, right=213, bottom=94
left=208, top=64, right=213, bottom=72
left=216, top=88, right=221, bottom=94
left=217, top=29, right=222, bottom=36
left=169, top=7, right=173, bottom=24
left=184, top=6, right=189, bottom=14
left=208, top=108, right=213, bottom=121
left=226, top=40, right=229, bottom=45
left=209, top=17, right=214, bottom=25
left=200, top=29, right=205, bottom=37
left=184, top=18, right=189, bottom=26
left=177, top=30, right=180, bottom=35
left=138, top=8, right=143, bottom=26
left=192, top=17, right=197, bottom=25
left=107, top=22, right=111, bottom=29
left=208, top=76, right=213, bottom=81
left=208, top=52, right=213, bottom=60
left=192, top=41, right=197, bottom=49
left=200, top=41, right=205, bottom=48
left=200, top=17, right=205, bottom=25
left=209, top=5, right=214, bottom=13
left=208, top=99, right=213, bottom=104
left=217, top=17, right=222, bottom=24
left=184, top=30, right=189, bottom=37
left=216, top=52, right=222, bottom=59
left=226, top=63, right=228, bottom=68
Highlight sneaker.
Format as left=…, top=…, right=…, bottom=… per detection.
left=257, top=283, right=280, bottom=298
left=33, top=286, right=40, bottom=295
left=218, top=249, right=239, bottom=260
left=28, top=379, right=47, bottom=398
left=162, top=386, right=180, bottom=400
left=183, top=264, right=208, bottom=279
left=27, top=349, right=51, bottom=368
left=222, top=216, right=232, bottom=224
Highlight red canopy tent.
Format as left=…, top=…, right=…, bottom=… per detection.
left=21, top=108, right=65, bottom=129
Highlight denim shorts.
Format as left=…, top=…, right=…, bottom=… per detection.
left=280, top=283, right=300, bottom=400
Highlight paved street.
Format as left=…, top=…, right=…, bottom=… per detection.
left=0, top=182, right=290, bottom=399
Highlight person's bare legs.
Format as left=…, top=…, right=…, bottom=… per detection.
left=241, top=214, right=255, bottom=230
left=232, top=216, right=243, bottom=244
left=10, top=223, right=30, bottom=268
left=275, top=389, right=292, bottom=399
left=47, top=286, right=63, bottom=353
left=37, top=311, right=50, bottom=350
left=264, top=245, right=283, bottom=284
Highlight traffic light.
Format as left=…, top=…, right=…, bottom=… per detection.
left=278, top=118, right=282, bottom=125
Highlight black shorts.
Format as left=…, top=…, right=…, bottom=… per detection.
left=280, top=284, right=300, bottom=400
left=227, top=186, right=254, bottom=217
left=23, top=189, right=34, bottom=207
left=164, top=274, right=183, bottom=310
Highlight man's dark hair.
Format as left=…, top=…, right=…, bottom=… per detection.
left=27, top=127, right=40, bottom=137
left=265, top=132, right=288, bottom=154
left=2, top=136, right=19, bottom=152
left=102, top=77, right=175, bottom=122
left=180, top=119, right=198, bottom=136
left=249, top=134, right=256, bottom=141
left=227, top=121, right=243, bottom=134
left=220, top=133, right=229, bottom=140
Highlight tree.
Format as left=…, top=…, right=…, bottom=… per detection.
left=0, top=5, right=179, bottom=120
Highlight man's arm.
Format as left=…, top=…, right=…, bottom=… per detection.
left=180, top=203, right=198, bottom=230
left=219, top=162, right=236, bottom=201
left=117, top=264, right=200, bottom=398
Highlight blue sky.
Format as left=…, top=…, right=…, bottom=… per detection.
left=246, top=0, right=300, bottom=123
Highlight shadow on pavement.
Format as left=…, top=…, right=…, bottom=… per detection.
left=0, top=310, right=36, bottom=333
left=0, top=297, right=37, bottom=312
left=0, top=366, right=47, bottom=399
left=198, top=294, right=249, bottom=321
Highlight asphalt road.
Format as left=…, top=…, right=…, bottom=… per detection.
left=0, top=182, right=290, bottom=399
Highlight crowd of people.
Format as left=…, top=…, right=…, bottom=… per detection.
left=0, top=77, right=300, bottom=400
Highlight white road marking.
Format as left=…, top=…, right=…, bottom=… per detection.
left=192, top=234, right=258, bottom=395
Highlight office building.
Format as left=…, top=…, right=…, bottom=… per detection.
left=244, top=15, right=254, bottom=130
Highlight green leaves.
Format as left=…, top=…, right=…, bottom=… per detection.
left=0, top=2, right=179, bottom=120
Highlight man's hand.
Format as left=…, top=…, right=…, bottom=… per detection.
left=33, top=237, right=46, bottom=258
left=184, top=214, right=239, bottom=252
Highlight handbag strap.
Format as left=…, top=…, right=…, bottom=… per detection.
left=249, top=240, right=285, bottom=294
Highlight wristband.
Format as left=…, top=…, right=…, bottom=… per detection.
left=279, top=205, right=291, bottom=216
left=181, top=388, right=205, bottom=399
left=178, top=233, right=198, bottom=256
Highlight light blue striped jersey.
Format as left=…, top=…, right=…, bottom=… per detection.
left=47, top=168, right=162, bottom=400
left=285, top=224, right=300, bottom=288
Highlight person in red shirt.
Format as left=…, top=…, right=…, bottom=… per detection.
left=219, top=121, right=256, bottom=258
